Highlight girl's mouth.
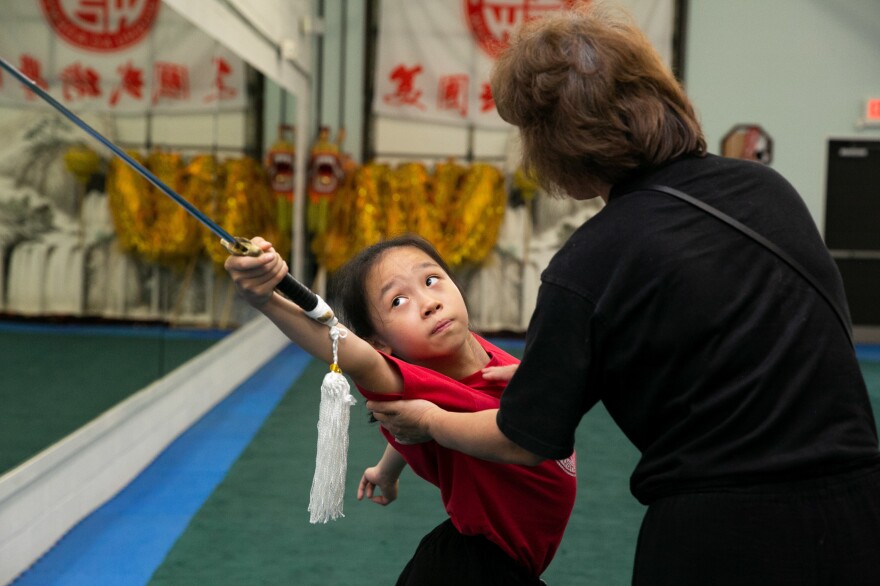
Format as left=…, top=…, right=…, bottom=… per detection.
left=431, top=319, right=452, bottom=334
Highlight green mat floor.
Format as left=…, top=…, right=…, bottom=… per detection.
left=150, top=356, right=880, bottom=585
left=148, top=351, right=647, bottom=585
left=5, top=324, right=879, bottom=584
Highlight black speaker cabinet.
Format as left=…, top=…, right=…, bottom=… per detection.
left=825, top=138, right=880, bottom=329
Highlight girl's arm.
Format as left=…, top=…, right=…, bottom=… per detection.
left=357, top=444, right=407, bottom=506
left=224, top=237, right=403, bottom=394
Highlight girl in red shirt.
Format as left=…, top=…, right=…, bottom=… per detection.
left=225, top=234, right=576, bottom=585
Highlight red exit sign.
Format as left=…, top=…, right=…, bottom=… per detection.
left=866, top=98, right=880, bottom=123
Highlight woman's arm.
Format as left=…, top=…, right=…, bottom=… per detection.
left=367, top=400, right=544, bottom=466
left=225, top=238, right=402, bottom=394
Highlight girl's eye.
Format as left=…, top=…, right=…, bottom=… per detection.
left=426, top=275, right=439, bottom=287
left=391, top=297, right=405, bottom=308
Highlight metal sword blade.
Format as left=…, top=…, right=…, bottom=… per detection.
left=0, top=56, right=236, bottom=244
left=0, top=56, right=335, bottom=322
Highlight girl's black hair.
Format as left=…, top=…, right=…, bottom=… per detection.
left=332, top=234, right=463, bottom=341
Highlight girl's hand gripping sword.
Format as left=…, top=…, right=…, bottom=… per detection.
left=0, top=57, right=336, bottom=326
left=219, top=239, right=336, bottom=326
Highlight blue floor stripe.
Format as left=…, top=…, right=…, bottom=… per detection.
left=9, top=334, right=878, bottom=585
left=857, top=344, right=880, bottom=362
left=13, top=343, right=311, bottom=586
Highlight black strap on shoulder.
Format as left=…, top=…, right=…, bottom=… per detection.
left=642, top=184, right=855, bottom=348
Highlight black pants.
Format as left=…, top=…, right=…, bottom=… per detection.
left=396, top=519, right=543, bottom=586
left=633, top=464, right=880, bottom=585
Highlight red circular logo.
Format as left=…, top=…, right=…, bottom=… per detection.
left=464, top=0, right=574, bottom=58
left=40, top=0, right=161, bottom=52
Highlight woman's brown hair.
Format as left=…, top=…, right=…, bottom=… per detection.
left=492, top=0, right=706, bottom=193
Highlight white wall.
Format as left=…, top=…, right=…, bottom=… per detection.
left=684, top=0, right=880, bottom=232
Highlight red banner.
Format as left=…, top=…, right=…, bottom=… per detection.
left=0, top=0, right=246, bottom=113
left=375, top=0, right=674, bottom=129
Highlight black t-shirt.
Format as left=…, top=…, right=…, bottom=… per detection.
left=498, top=154, right=880, bottom=504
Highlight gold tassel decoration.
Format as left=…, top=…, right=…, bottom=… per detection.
left=184, top=154, right=229, bottom=269
left=384, top=162, right=428, bottom=239
left=205, top=157, right=280, bottom=269
left=349, top=162, right=389, bottom=259
left=443, top=163, right=507, bottom=267
left=106, top=150, right=153, bottom=256
left=311, top=158, right=358, bottom=273
left=309, top=159, right=508, bottom=276
left=144, top=150, right=202, bottom=267
left=64, top=143, right=101, bottom=186
left=430, top=159, right=467, bottom=263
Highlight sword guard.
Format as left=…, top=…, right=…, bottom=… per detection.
left=221, top=237, right=262, bottom=257
left=220, top=235, right=331, bottom=321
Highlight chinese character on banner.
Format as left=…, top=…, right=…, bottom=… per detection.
left=384, top=64, right=426, bottom=110
left=109, top=61, right=145, bottom=106
left=438, top=74, right=469, bottom=117
left=374, top=1, right=589, bottom=128
left=40, top=0, right=162, bottom=51
left=19, top=55, right=50, bottom=100
left=0, top=1, right=248, bottom=112
left=479, top=82, right=495, bottom=113
left=60, top=62, right=102, bottom=101
left=204, top=57, right=238, bottom=102
left=152, top=62, right=189, bottom=104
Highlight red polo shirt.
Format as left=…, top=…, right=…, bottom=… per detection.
left=358, top=335, right=577, bottom=575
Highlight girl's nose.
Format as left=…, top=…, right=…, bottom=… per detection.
left=422, top=298, right=441, bottom=317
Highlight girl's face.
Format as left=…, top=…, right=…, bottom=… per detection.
left=364, top=246, right=471, bottom=368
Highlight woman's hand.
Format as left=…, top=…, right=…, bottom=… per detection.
left=367, top=399, right=438, bottom=444
left=369, top=401, right=545, bottom=466
left=223, top=236, right=288, bottom=308
left=481, top=364, right=518, bottom=382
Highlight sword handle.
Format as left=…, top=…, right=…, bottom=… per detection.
left=222, top=237, right=338, bottom=326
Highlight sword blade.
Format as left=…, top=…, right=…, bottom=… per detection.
left=0, top=56, right=235, bottom=244
left=0, top=56, right=336, bottom=324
